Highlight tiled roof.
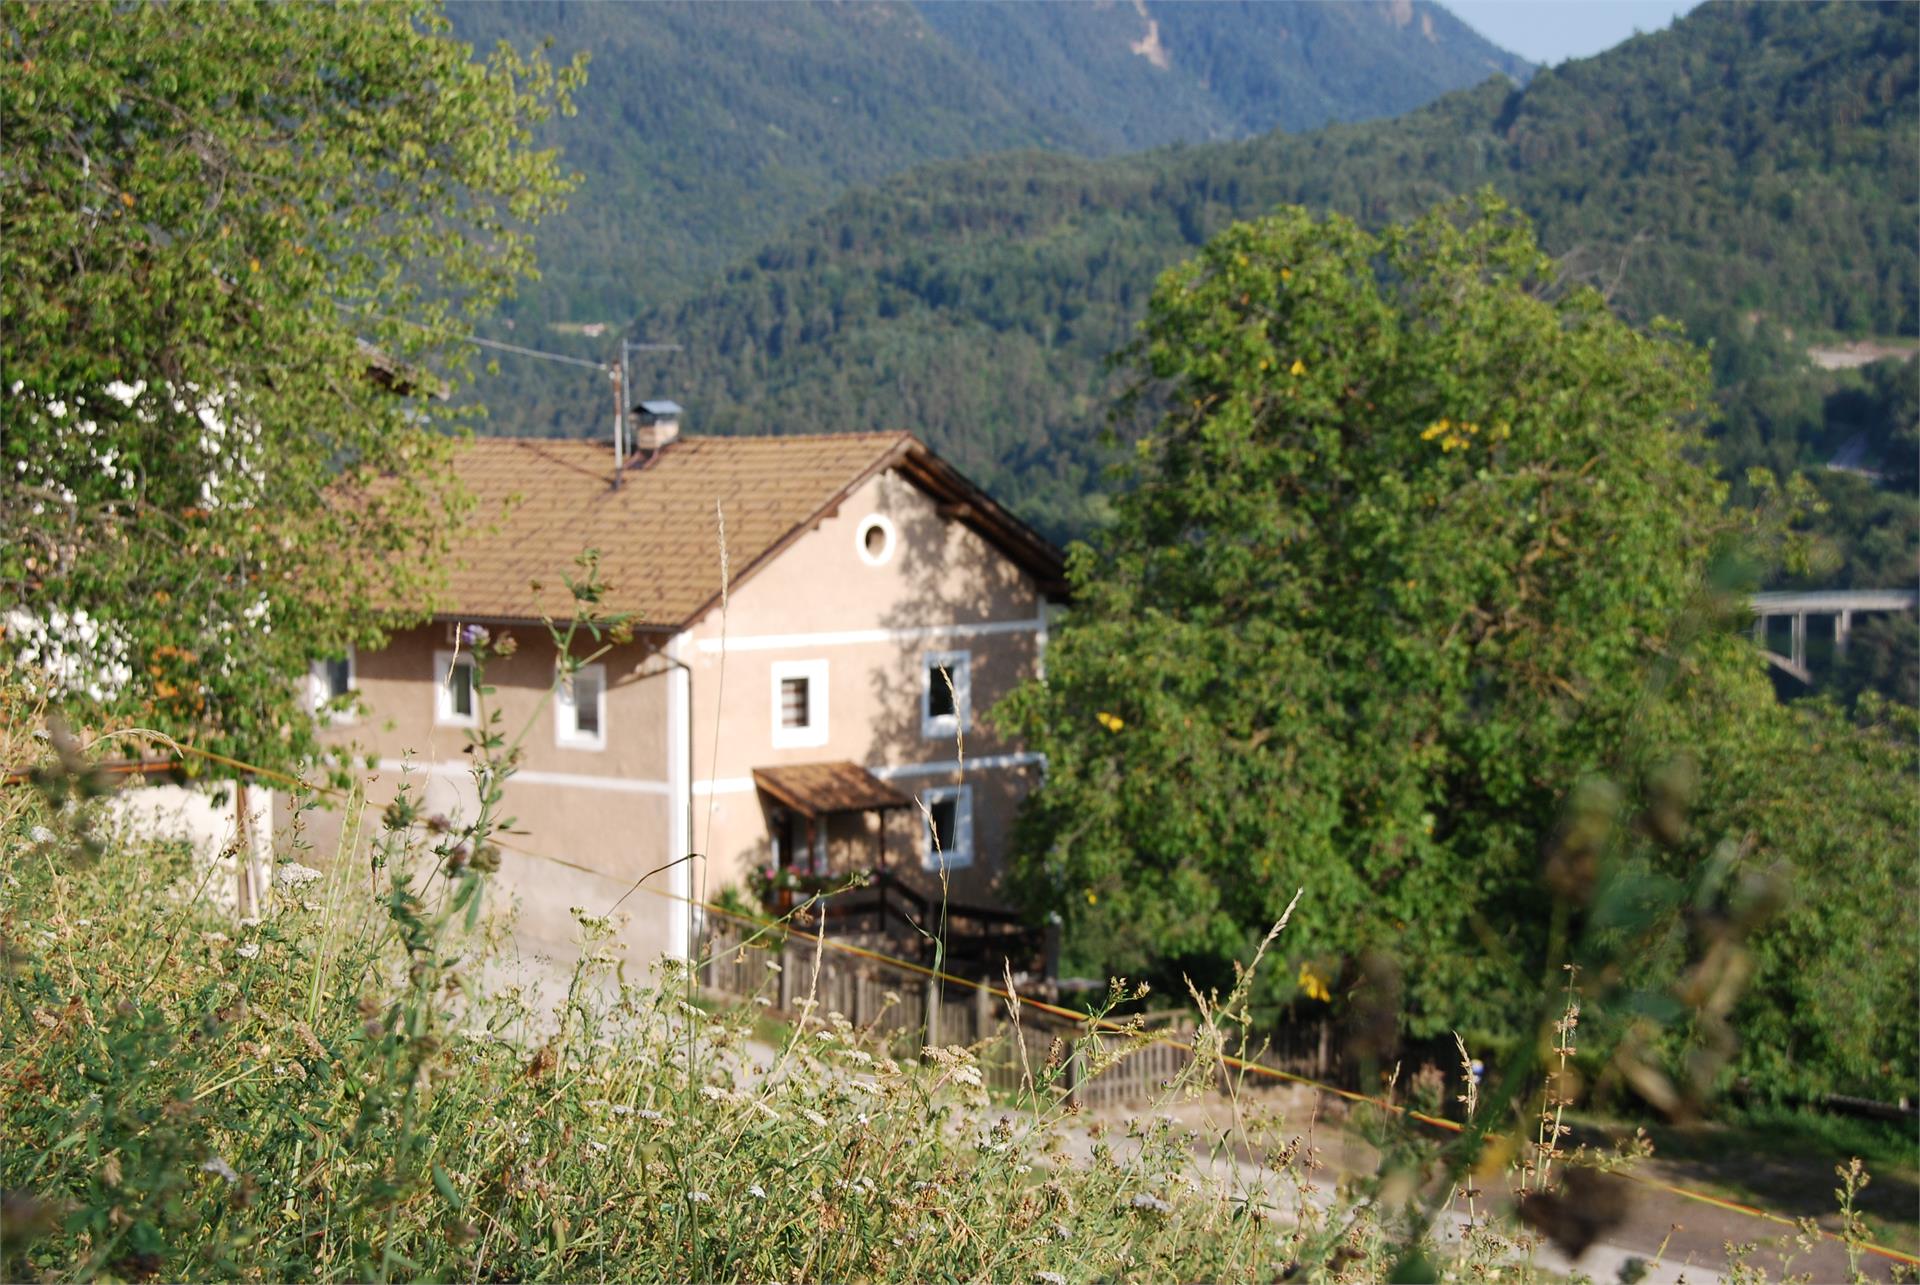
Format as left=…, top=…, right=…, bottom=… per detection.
left=752, top=762, right=914, bottom=817
left=439, top=433, right=913, bottom=626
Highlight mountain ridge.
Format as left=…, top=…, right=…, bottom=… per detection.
left=446, top=0, right=1528, bottom=326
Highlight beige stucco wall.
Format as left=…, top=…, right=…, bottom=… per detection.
left=683, top=467, right=1048, bottom=910
left=280, top=623, right=684, bottom=966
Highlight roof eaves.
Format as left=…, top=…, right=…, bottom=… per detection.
left=894, top=443, right=1069, bottom=597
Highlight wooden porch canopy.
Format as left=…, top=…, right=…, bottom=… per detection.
left=751, top=762, right=913, bottom=818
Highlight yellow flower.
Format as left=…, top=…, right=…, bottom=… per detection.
left=1281, top=268, right=1293, bottom=282
left=1421, top=419, right=1450, bottom=441
left=1096, top=711, right=1124, bottom=733
left=1297, top=963, right=1331, bottom=1004
left=1289, top=358, right=1306, bottom=377
left=1085, top=889, right=1099, bottom=906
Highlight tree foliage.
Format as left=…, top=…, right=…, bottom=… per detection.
left=1, top=1, right=584, bottom=771
left=1001, top=197, right=1916, bottom=1101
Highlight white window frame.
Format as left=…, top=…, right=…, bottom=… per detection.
left=855, top=513, right=897, bottom=567
left=554, top=661, right=608, bottom=751
left=434, top=648, right=479, bottom=728
left=920, top=649, right=972, bottom=740
left=770, top=658, right=829, bottom=749
left=309, top=646, right=356, bottom=723
left=919, top=784, right=974, bottom=872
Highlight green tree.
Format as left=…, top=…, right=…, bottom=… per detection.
left=1006, top=199, right=1782, bottom=1034
left=2, top=1, right=584, bottom=770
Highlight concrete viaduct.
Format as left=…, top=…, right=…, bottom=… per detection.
left=1750, top=589, right=1918, bottom=683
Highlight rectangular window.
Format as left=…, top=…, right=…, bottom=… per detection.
left=309, top=647, right=355, bottom=722
left=781, top=677, right=809, bottom=727
left=921, top=650, right=971, bottom=739
left=434, top=649, right=478, bottom=727
left=770, top=659, right=829, bottom=749
left=919, top=784, right=974, bottom=871
left=556, top=662, right=607, bottom=750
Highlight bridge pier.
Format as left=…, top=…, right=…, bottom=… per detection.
left=1747, top=589, right=1916, bottom=686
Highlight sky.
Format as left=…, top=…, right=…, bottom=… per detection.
left=1446, top=0, right=1704, bottom=68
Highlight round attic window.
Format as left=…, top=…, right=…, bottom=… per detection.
left=856, top=514, right=897, bottom=567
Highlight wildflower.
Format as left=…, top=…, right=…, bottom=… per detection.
left=459, top=623, right=490, bottom=646
left=1129, top=1193, right=1172, bottom=1215
left=699, top=1085, right=728, bottom=1101
left=748, top=1184, right=767, bottom=1200
left=29, top=826, right=54, bottom=844
left=587, top=1141, right=608, bottom=1154
left=1289, top=358, right=1306, bottom=377
left=276, top=862, right=323, bottom=889
left=688, top=1191, right=711, bottom=1204
left=1297, top=962, right=1331, bottom=1003
left=637, top=1109, right=665, bottom=1122
left=803, top=1109, right=829, bottom=1128
left=1037, top=1273, right=1068, bottom=1285
left=236, top=943, right=261, bottom=960
left=1095, top=710, right=1123, bottom=732
left=202, top=1156, right=239, bottom=1184
left=611, top=1103, right=634, bottom=1116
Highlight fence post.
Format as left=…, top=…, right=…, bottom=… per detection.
left=973, top=980, right=993, bottom=1046
left=778, top=944, right=797, bottom=1012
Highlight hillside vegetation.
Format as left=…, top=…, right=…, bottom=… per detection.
left=566, top=1, right=1914, bottom=547
left=446, top=0, right=1524, bottom=327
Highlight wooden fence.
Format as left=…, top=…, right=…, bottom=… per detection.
left=698, top=919, right=1297, bottom=1109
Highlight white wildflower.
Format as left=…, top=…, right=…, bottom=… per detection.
left=748, top=1184, right=767, bottom=1200
left=201, top=1156, right=239, bottom=1183
left=637, top=1109, right=664, bottom=1122
left=688, top=1191, right=710, bottom=1204
left=699, top=1085, right=728, bottom=1102
left=236, top=943, right=260, bottom=960
left=1129, top=1193, right=1172, bottom=1215
left=611, top=1103, right=634, bottom=1116
left=803, top=1109, right=828, bottom=1128
left=587, top=1141, right=608, bottom=1154
left=1037, top=1273, right=1067, bottom=1285
left=276, top=862, right=323, bottom=889
left=29, top=826, right=54, bottom=844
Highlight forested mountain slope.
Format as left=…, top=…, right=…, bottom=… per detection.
left=447, top=1, right=1525, bottom=325
left=581, top=1, right=1914, bottom=544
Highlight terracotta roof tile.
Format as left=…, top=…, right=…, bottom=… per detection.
left=439, top=433, right=911, bottom=626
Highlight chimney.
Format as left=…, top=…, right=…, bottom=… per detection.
left=631, top=398, right=682, bottom=455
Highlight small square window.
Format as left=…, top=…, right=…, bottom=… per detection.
left=921, top=650, right=971, bottom=739
left=771, top=659, right=829, bottom=749
left=920, top=785, right=973, bottom=871
left=556, top=662, right=607, bottom=750
left=435, top=649, right=478, bottom=727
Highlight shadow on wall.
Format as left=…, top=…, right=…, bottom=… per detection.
left=860, top=471, right=1040, bottom=909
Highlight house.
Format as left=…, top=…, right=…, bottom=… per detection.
left=292, top=415, right=1067, bottom=974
